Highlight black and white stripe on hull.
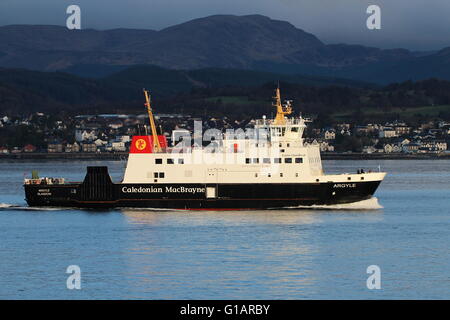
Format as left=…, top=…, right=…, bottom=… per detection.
left=24, top=167, right=382, bottom=209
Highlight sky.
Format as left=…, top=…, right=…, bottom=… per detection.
left=0, top=0, right=449, bottom=51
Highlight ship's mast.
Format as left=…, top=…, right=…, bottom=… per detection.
left=143, top=89, right=162, bottom=152
left=273, top=85, right=292, bottom=125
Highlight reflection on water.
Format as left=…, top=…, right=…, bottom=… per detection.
left=122, top=209, right=324, bottom=226
left=121, top=209, right=323, bottom=299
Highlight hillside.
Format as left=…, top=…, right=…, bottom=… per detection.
left=1, top=15, right=449, bottom=83
left=0, top=65, right=373, bottom=114
left=1, top=66, right=450, bottom=122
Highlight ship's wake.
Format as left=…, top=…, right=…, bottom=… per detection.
left=282, top=197, right=383, bottom=210
left=0, top=203, right=72, bottom=211
left=1, top=198, right=383, bottom=212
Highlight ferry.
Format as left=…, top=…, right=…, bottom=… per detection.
left=24, top=87, right=386, bottom=209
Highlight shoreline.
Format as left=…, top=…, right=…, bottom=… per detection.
left=1, top=152, right=449, bottom=161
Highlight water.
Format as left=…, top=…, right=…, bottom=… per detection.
left=0, top=160, right=449, bottom=299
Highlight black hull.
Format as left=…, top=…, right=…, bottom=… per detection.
left=24, top=167, right=382, bottom=210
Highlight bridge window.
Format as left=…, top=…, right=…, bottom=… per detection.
left=284, top=158, right=292, bottom=163
left=295, top=158, right=303, bottom=163
left=246, top=158, right=251, bottom=164
left=253, top=158, right=259, bottom=164
left=159, top=172, right=165, bottom=178
left=178, top=159, right=184, bottom=164
left=291, top=127, right=299, bottom=132
left=155, top=158, right=162, bottom=164
left=167, top=159, right=174, bottom=164
left=274, top=158, right=281, bottom=163
left=263, top=158, right=271, bottom=164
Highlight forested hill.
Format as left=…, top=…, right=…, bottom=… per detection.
left=0, top=65, right=371, bottom=114
left=0, top=66, right=450, bottom=122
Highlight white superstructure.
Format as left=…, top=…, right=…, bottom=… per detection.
left=122, top=88, right=385, bottom=185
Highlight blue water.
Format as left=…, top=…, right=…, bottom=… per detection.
left=0, top=160, right=449, bottom=299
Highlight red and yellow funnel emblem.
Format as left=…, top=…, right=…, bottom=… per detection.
left=130, top=136, right=151, bottom=153
left=130, top=135, right=168, bottom=154
left=135, top=138, right=147, bottom=151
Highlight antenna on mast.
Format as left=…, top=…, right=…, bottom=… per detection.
left=273, top=84, right=292, bottom=125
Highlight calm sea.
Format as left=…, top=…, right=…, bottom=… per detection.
left=0, top=160, right=449, bottom=299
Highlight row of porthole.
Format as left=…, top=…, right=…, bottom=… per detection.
left=154, top=157, right=304, bottom=165
left=254, top=173, right=301, bottom=178
left=246, top=157, right=303, bottom=164
left=155, top=158, right=184, bottom=164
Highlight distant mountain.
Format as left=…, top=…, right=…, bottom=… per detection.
left=0, top=15, right=449, bottom=83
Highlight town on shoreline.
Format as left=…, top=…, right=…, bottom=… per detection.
left=0, top=112, right=449, bottom=158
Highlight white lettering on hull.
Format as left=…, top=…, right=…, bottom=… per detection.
left=333, top=183, right=356, bottom=188
left=121, top=186, right=205, bottom=194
